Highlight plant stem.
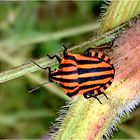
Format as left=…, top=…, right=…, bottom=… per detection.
left=0, top=22, right=99, bottom=48
left=47, top=1, right=140, bottom=139
left=0, top=30, right=116, bottom=84
left=98, top=0, right=140, bottom=35
left=52, top=19, right=140, bottom=140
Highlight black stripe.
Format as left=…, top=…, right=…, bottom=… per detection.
left=64, top=54, right=77, bottom=61
left=95, top=52, right=98, bottom=57
left=60, top=84, right=78, bottom=90
left=78, top=67, right=113, bottom=74
left=107, top=80, right=113, bottom=85
left=97, top=89, right=101, bottom=93
left=59, top=63, right=76, bottom=68
left=79, top=74, right=113, bottom=84
left=83, top=52, right=92, bottom=57
left=79, top=83, right=104, bottom=90
left=103, top=85, right=107, bottom=90
left=106, top=59, right=110, bottom=63
left=77, top=60, right=101, bottom=64
left=53, top=77, right=78, bottom=83
left=60, top=70, right=78, bottom=75
left=101, top=54, right=105, bottom=59
left=52, top=70, right=78, bottom=76
left=67, top=89, right=79, bottom=97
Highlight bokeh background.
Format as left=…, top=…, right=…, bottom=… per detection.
left=0, top=1, right=140, bottom=139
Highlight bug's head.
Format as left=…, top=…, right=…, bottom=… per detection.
left=49, top=69, right=61, bottom=83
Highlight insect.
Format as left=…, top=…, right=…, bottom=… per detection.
left=32, top=43, right=115, bottom=104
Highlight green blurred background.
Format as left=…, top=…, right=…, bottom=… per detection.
left=0, top=1, right=140, bottom=139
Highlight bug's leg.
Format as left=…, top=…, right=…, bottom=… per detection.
left=93, top=96, right=102, bottom=104
left=83, top=92, right=102, bottom=104
left=85, top=47, right=93, bottom=53
left=46, top=67, right=52, bottom=82
left=29, top=81, right=50, bottom=94
left=102, top=92, right=109, bottom=100
left=31, top=60, right=49, bottom=70
left=85, top=40, right=115, bottom=53
left=107, top=39, right=114, bottom=48
left=31, top=60, right=52, bottom=82
left=96, top=40, right=114, bottom=50
left=91, top=91, right=103, bottom=104
left=84, top=47, right=98, bottom=57
left=62, top=45, right=67, bottom=55
left=47, top=54, right=61, bottom=63
left=83, top=92, right=92, bottom=99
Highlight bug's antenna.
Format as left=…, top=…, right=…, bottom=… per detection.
left=102, top=92, right=109, bottom=99
left=28, top=81, right=50, bottom=93
left=31, top=60, right=49, bottom=71
left=94, top=97, right=102, bottom=104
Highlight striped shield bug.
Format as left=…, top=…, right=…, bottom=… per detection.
left=31, top=43, right=115, bottom=104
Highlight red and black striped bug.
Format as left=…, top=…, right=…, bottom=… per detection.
left=31, top=43, right=115, bottom=104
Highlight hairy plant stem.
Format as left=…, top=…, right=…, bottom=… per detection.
left=50, top=19, right=140, bottom=140
left=47, top=1, right=140, bottom=140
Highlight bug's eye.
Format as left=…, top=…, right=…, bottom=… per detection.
left=54, top=68, right=57, bottom=71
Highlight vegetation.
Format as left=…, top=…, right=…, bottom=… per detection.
left=0, top=1, right=140, bottom=139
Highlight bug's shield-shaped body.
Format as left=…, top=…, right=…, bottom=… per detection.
left=50, top=51, right=115, bottom=98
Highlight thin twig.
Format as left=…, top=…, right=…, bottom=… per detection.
left=0, top=24, right=126, bottom=84
left=0, top=22, right=100, bottom=48
left=0, top=23, right=126, bottom=83
left=0, top=50, right=68, bottom=100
